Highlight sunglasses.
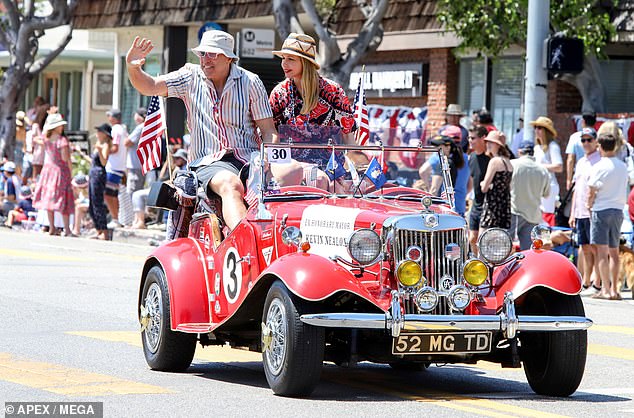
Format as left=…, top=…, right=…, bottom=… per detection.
left=580, top=137, right=595, bottom=143
left=534, top=126, right=544, bottom=130
left=193, top=50, right=221, bottom=59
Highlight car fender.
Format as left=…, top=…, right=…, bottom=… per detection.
left=484, top=249, right=582, bottom=310
left=259, top=252, right=384, bottom=308
left=139, top=238, right=210, bottom=329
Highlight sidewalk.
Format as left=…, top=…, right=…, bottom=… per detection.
left=111, top=224, right=165, bottom=246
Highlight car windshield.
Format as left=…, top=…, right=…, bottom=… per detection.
left=245, top=124, right=455, bottom=206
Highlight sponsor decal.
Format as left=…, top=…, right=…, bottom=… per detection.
left=300, top=205, right=361, bottom=261
left=214, top=272, right=221, bottom=296
left=223, top=247, right=243, bottom=304
left=214, top=300, right=221, bottom=314
left=204, top=234, right=210, bottom=252
left=262, top=229, right=273, bottom=240
left=262, top=246, right=273, bottom=266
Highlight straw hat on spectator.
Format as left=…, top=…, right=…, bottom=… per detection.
left=529, top=116, right=557, bottom=137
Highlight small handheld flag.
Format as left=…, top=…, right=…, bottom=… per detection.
left=353, top=72, right=370, bottom=146
left=364, top=157, right=387, bottom=189
left=136, top=96, right=165, bottom=174
left=325, top=150, right=346, bottom=181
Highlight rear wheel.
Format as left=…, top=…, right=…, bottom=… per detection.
left=517, top=289, right=587, bottom=396
left=140, top=265, right=196, bottom=371
left=261, top=281, right=324, bottom=396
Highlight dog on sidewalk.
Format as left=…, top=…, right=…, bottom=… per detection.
left=618, top=243, right=634, bottom=291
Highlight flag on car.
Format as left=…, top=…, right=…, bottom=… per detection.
left=325, top=149, right=346, bottom=181
left=137, top=96, right=165, bottom=174
left=245, top=186, right=259, bottom=209
left=353, top=73, right=370, bottom=146
left=364, top=156, right=387, bottom=189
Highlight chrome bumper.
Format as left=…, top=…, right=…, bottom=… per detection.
left=299, top=291, right=593, bottom=338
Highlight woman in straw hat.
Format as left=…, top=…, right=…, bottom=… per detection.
left=479, top=130, right=513, bottom=232
left=32, top=113, right=75, bottom=236
left=269, top=33, right=357, bottom=189
left=530, top=116, right=563, bottom=226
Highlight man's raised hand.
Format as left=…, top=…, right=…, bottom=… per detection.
left=126, top=36, right=154, bottom=68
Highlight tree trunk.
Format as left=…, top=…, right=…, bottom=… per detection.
left=561, top=55, right=606, bottom=113
left=0, top=69, right=30, bottom=160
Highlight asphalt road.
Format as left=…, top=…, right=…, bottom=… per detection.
left=1, top=228, right=633, bottom=417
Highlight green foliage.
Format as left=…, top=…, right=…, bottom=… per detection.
left=437, top=0, right=616, bottom=58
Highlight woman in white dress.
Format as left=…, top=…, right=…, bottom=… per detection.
left=530, top=116, right=563, bottom=226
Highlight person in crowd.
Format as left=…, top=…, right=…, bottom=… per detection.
left=477, top=109, right=497, bottom=133
left=466, top=125, right=491, bottom=254
left=1, top=162, right=22, bottom=216
left=14, top=111, right=28, bottom=177
left=566, top=112, right=597, bottom=190
left=439, top=104, right=469, bottom=153
left=530, top=116, right=562, bottom=226
left=71, top=174, right=90, bottom=236
left=124, top=107, right=146, bottom=195
left=599, top=121, right=634, bottom=188
left=419, top=135, right=463, bottom=198
left=510, top=141, right=550, bottom=250
left=441, top=125, right=469, bottom=216
left=132, top=149, right=188, bottom=230
left=87, top=124, right=112, bottom=240
left=31, top=113, right=75, bottom=236
left=587, top=133, right=628, bottom=300
left=104, top=108, right=128, bottom=228
left=30, top=98, right=51, bottom=179
left=569, top=127, right=601, bottom=296
left=126, top=30, right=277, bottom=230
left=509, top=116, right=525, bottom=157
left=4, top=185, right=34, bottom=228
left=269, top=32, right=356, bottom=189
left=479, top=130, right=513, bottom=234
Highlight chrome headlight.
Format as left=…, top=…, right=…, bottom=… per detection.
left=347, top=229, right=382, bottom=266
left=477, top=228, right=513, bottom=264
left=447, top=285, right=471, bottom=311
left=415, top=287, right=439, bottom=312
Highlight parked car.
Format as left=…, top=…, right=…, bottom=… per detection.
left=138, top=137, right=592, bottom=397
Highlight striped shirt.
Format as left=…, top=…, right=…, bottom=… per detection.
left=164, top=63, right=273, bottom=167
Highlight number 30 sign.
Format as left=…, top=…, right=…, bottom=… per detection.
left=267, top=147, right=291, bottom=164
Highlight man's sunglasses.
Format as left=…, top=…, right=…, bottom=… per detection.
left=580, top=137, right=595, bottom=143
left=193, top=50, right=221, bottom=59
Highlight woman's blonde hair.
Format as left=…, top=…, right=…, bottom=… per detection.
left=536, top=129, right=554, bottom=151
left=597, top=121, right=624, bottom=145
left=299, top=57, right=320, bottom=115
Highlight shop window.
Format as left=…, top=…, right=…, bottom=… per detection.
left=601, top=59, right=634, bottom=113
left=458, top=58, right=485, bottom=116
left=490, top=58, right=523, bottom=140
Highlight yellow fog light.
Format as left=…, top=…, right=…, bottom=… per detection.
left=463, top=259, right=488, bottom=286
left=397, top=260, right=422, bottom=287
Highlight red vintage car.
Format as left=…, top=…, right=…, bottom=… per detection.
left=138, top=140, right=592, bottom=397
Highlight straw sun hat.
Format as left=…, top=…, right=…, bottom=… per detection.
left=272, top=33, right=320, bottom=69
left=530, top=116, right=558, bottom=137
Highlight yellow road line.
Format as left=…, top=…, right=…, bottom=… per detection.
left=591, top=325, right=634, bottom=335
left=0, top=352, right=172, bottom=396
left=67, top=331, right=262, bottom=363
left=0, top=248, right=84, bottom=262
left=588, top=344, right=634, bottom=361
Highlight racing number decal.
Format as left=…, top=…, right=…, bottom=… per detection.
left=223, top=247, right=243, bottom=304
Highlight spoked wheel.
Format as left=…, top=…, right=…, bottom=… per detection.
left=261, top=280, right=324, bottom=396
left=517, top=289, right=587, bottom=396
left=140, top=265, right=196, bottom=371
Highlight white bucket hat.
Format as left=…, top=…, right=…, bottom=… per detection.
left=42, top=113, right=67, bottom=133
left=192, top=30, right=239, bottom=61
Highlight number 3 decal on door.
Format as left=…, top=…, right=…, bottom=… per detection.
left=223, top=247, right=243, bottom=304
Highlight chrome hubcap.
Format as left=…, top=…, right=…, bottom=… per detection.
left=143, top=282, right=163, bottom=354
left=263, top=298, right=287, bottom=376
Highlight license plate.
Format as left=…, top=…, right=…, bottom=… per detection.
left=392, top=331, right=492, bottom=355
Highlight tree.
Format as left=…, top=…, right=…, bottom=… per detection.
left=273, top=0, right=389, bottom=89
left=0, top=0, right=78, bottom=159
left=437, top=0, right=617, bottom=112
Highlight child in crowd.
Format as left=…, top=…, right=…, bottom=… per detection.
left=4, top=185, right=35, bottom=228
left=71, top=174, right=91, bottom=236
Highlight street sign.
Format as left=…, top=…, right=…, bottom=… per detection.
left=240, top=28, right=275, bottom=59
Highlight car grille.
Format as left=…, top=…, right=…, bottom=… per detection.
left=393, top=228, right=468, bottom=314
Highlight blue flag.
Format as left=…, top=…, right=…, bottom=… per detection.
left=325, top=150, right=346, bottom=181
left=364, top=157, right=387, bottom=188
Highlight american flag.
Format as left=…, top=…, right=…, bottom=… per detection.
left=136, top=96, right=165, bottom=174
left=353, top=73, right=370, bottom=146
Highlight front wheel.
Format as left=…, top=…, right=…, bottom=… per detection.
left=261, top=281, right=324, bottom=396
left=140, top=265, right=197, bottom=371
left=517, top=289, right=587, bottom=396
